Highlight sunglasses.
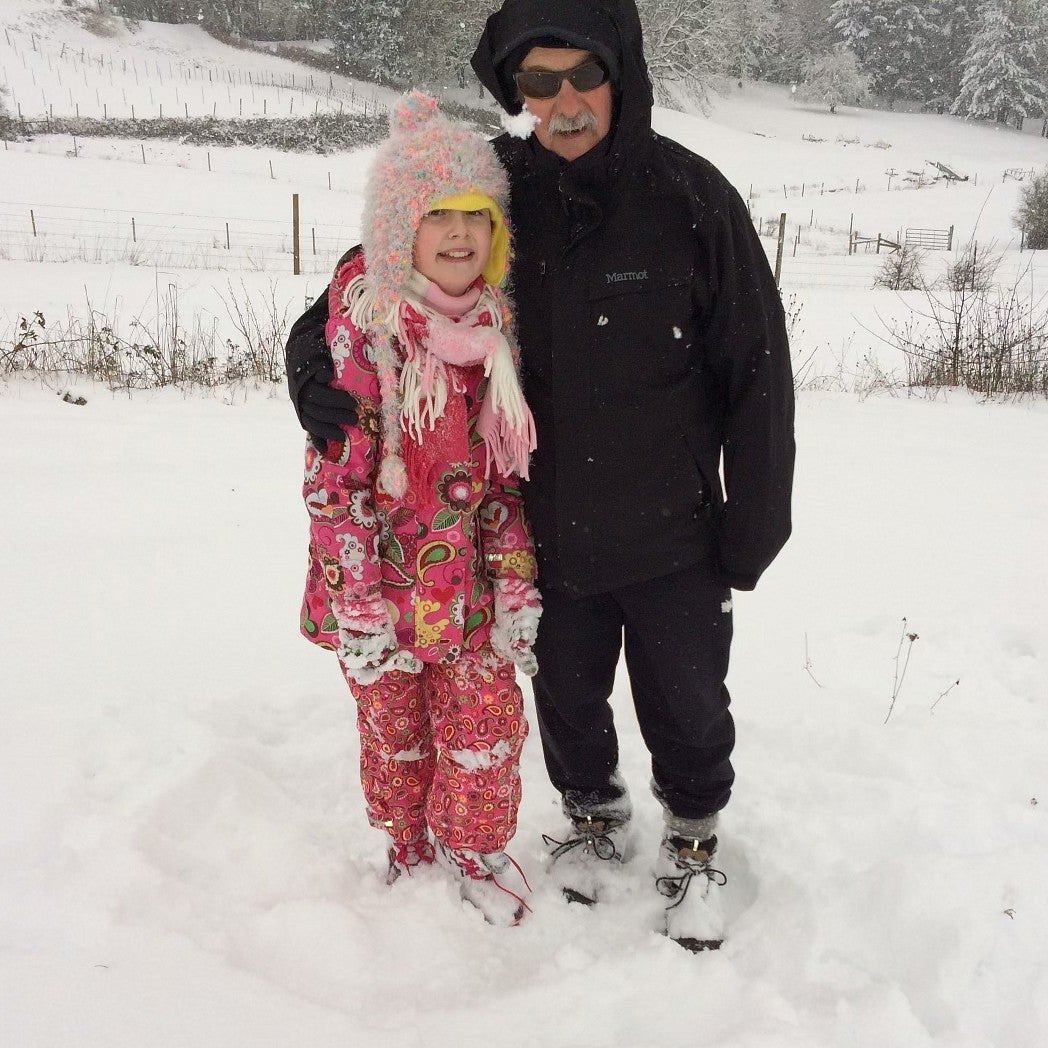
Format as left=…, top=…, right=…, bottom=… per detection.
left=513, top=59, right=609, bottom=100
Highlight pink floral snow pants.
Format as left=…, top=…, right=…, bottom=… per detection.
left=343, top=650, right=528, bottom=854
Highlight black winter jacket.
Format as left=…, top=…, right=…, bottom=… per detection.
left=287, top=0, right=795, bottom=597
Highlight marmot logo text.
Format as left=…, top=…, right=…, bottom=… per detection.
left=605, top=270, right=648, bottom=284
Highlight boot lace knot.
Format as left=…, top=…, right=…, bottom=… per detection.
left=655, top=835, right=727, bottom=911
left=543, top=816, right=624, bottom=862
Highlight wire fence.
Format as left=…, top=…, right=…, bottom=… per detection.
left=2, top=195, right=1045, bottom=290
left=1, top=24, right=389, bottom=124
left=0, top=198, right=350, bottom=275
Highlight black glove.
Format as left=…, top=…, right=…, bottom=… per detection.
left=285, top=291, right=358, bottom=441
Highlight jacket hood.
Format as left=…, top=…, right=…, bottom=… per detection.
left=471, top=0, right=653, bottom=160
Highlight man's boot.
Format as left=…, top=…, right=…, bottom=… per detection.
left=544, top=780, right=632, bottom=905
left=654, top=822, right=726, bottom=951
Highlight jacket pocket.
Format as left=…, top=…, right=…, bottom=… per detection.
left=587, top=265, right=696, bottom=403
left=679, top=423, right=724, bottom=513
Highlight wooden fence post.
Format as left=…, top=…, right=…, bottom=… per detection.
left=292, top=193, right=300, bottom=276
left=774, top=212, right=786, bottom=286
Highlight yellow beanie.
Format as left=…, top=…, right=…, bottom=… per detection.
left=429, top=190, right=510, bottom=288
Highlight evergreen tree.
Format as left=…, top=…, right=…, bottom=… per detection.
left=833, top=1, right=937, bottom=105
left=768, top=0, right=837, bottom=83
left=881, top=3, right=936, bottom=101
left=922, top=2, right=976, bottom=106
left=329, top=0, right=404, bottom=83
left=952, top=0, right=1047, bottom=125
left=399, top=0, right=487, bottom=88
left=109, top=0, right=198, bottom=21
left=831, top=0, right=876, bottom=63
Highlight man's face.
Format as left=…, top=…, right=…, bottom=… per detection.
left=516, top=46, right=613, bottom=162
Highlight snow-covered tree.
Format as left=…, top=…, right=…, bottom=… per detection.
left=638, top=0, right=725, bottom=102
left=831, top=0, right=877, bottom=63
left=798, top=43, right=870, bottom=110
left=329, top=0, right=404, bottom=83
left=921, top=2, right=976, bottom=106
left=706, top=0, right=780, bottom=82
left=767, top=0, right=838, bottom=82
left=832, top=1, right=938, bottom=105
left=952, top=0, right=1048, bottom=126
left=880, top=3, right=937, bottom=101
left=399, top=0, right=487, bottom=88
left=110, top=0, right=198, bottom=21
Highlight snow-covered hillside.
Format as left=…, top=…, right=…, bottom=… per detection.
left=2, top=4, right=1047, bottom=1047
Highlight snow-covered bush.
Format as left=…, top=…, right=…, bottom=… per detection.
left=16, top=113, right=389, bottom=153
left=1015, top=168, right=1048, bottom=249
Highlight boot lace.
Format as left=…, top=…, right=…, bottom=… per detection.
left=543, top=815, right=624, bottom=863
left=655, top=836, right=727, bottom=911
left=388, top=839, right=435, bottom=876
left=443, top=845, right=533, bottom=919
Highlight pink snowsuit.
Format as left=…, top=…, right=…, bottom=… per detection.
left=300, top=249, right=537, bottom=852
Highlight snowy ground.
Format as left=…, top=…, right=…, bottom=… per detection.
left=2, top=3, right=1048, bottom=1047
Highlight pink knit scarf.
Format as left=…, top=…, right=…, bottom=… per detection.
left=395, top=272, right=536, bottom=487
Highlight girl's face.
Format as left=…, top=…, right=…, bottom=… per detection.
left=412, top=208, right=492, bottom=296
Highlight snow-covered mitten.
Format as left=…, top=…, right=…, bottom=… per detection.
left=489, top=577, right=542, bottom=677
left=337, top=595, right=421, bottom=684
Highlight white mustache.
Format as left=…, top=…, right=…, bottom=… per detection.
left=546, top=110, right=597, bottom=135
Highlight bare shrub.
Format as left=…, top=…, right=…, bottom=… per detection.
left=0, top=285, right=277, bottom=390
left=941, top=243, right=1000, bottom=293
left=877, top=259, right=1048, bottom=398
left=873, top=245, right=925, bottom=291
left=220, top=280, right=291, bottom=383
left=854, top=352, right=904, bottom=400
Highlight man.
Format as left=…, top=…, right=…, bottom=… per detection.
left=285, top=0, right=794, bottom=951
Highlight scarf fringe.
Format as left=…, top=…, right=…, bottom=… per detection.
left=343, top=272, right=534, bottom=496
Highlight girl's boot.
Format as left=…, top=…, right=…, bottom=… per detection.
left=386, top=836, right=436, bottom=886
left=436, top=840, right=531, bottom=926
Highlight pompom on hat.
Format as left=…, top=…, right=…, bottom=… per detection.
left=362, top=91, right=511, bottom=312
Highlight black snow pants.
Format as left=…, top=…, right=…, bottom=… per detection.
left=531, top=558, right=735, bottom=822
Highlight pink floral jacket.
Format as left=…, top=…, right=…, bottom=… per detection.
left=300, top=250, right=537, bottom=663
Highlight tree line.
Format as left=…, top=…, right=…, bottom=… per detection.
left=102, top=1, right=1048, bottom=125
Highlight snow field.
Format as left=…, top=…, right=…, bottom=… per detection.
left=2, top=3, right=1048, bottom=1046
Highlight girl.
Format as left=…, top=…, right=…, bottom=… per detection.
left=299, top=92, right=540, bottom=927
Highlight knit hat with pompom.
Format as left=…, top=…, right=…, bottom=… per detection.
left=362, top=91, right=511, bottom=312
